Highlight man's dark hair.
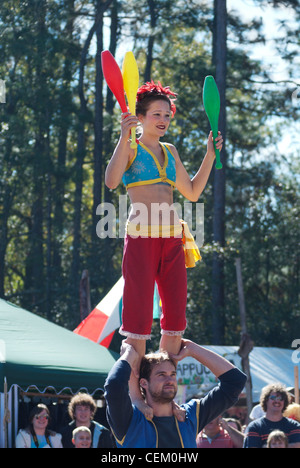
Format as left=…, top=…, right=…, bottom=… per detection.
left=139, top=351, right=177, bottom=382
left=260, top=383, right=290, bottom=413
left=68, top=392, right=97, bottom=420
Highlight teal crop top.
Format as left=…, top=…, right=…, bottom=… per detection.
left=122, top=141, right=176, bottom=189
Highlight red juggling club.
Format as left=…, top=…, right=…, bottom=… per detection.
left=101, top=50, right=128, bottom=113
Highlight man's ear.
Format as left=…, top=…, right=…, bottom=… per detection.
left=139, top=378, right=148, bottom=392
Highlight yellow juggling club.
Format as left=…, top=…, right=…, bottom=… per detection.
left=122, top=51, right=139, bottom=149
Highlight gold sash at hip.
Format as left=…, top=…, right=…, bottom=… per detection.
left=180, top=220, right=202, bottom=268
left=126, top=222, right=182, bottom=238
left=126, top=220, right=201, bottom=268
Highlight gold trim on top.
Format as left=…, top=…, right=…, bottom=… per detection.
left=125, top=178, right=176, bottom=189
left=138, top=141, right=169, bottom=176
left=124, top=147, right=138, bottom=172
left=123, top=141, right=176, bottom=188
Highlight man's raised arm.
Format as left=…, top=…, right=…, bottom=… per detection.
left=171, top=339, right=247, bottom=429
left=104, top=341, right=140, bottom=441
left=171, top=339, right=236, bottom=377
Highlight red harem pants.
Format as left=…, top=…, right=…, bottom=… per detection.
left=120, top=233, right=187, bottom=340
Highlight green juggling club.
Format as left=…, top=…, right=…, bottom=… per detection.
left=203, top=75, right=222, bottom=169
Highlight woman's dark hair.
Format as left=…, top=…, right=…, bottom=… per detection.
left=136, top=80, right=177, bottom=117
left=27, top=404, right=53, bottom=442
left=28, top=403, right=50, bottom=425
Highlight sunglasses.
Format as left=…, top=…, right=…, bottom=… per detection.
left=34, top=414, right=50, bottom=421
left=269, top=395, right=284, bottom=402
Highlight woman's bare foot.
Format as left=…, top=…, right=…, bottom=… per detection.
left=172, top=400, right=186, bottom=422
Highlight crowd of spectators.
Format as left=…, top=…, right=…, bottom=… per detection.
left=196, top=383, right=300, bottom=448
left=14, top=381, right=300, bottom=448
left=15, top=393, right=116, bottom=449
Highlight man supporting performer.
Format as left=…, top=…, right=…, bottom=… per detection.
left=104, top=339, right=247, bottom=448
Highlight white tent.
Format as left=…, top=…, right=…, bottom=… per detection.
left=176, top=345, right=298, bottom=403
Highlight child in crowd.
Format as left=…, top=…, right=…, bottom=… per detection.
left=267, top=430, right=288, bottom=448
left=72, top=426, right=92, bottom=449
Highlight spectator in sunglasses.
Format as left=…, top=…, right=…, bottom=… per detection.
left=15, top=404, right=63, bottom=448
left=244, top=383, right=300, bottom=448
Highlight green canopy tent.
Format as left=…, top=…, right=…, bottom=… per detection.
left=0, top=299, right=118, bottom=447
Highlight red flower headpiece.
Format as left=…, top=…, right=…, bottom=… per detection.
left=137, top=80, right=177, bottom=116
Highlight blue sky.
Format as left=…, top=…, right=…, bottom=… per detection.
left=227, top=0, right=299, bottom=170
left=228, top=0, right=298, bottom=80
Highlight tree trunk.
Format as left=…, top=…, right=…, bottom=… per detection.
left=70, top=23, right=92, bottom=321
left=25, top=0, right=48, bottom=313
left=0, top=112, right=16, bottom=299
left=80, top=269, right=91, bottom=320
left=71, top=0, right=113, bottom=323
left=53, top=0, right=75, bottom=281
left=236, top=257, right=253, bottom=421
left=102, top=1, right=120, bottom=288
left=211, top=0, right=227, bottom=344
left=0, top=186, right=12, bottom=298
left=92, top=0, right=114, bottom=229
left=92, top=2, right=105, bottom=247
left=144, top=0, right=158, bottom=82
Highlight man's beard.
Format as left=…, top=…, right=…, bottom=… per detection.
left=148, top=385, right=177, bottom=404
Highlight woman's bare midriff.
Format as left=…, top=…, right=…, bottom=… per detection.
left=127, top=183, right=181, bottom=226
